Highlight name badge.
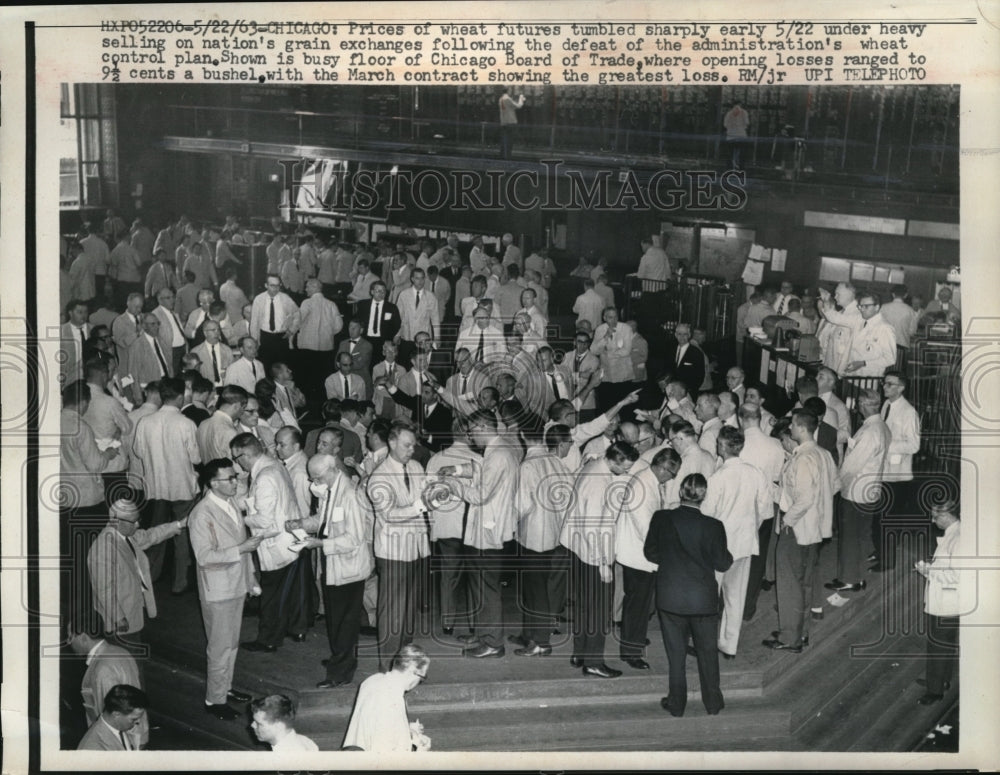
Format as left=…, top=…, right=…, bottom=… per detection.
left=383, top=313, right=392, bottom=320
left=331, top=506, right=345, bottom=523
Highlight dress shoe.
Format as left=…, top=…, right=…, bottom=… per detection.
left=316, top=679, right=351, bottom=689
left=718, top=650, right=736, bottom=661
left=583, top=664, right=622, bottom=678
left=241, top=641, right=276, bottom=653
left=917, top=693, right=944, bottom=705
left=760, top=579, right=774, bottom=591
left=507, top=634, right=530, bottom=648
left=312, top=613, right=325, bottom=623
left=226, top=689, right=251, bottom=703
left=463, top=643, right=504, bottom=658
left=811, top=608, right=824, bottom=621
left=514, top=643, right=552, bottom=657
left=761, top=637, right=802, bottom=653
left=359, top=625, right=378, bottom=638
left=660, top=697, right=684, bottom=717
left=456, top=632, right=480, bottom=645
left=868, top=564, right=892, bottom=573
left=570, top=656, right=584, bottom=668
left=442, top=626, right=454, bottom=636
left=916, top=678, right=951, bottom=691
left=623, top=657, right=650, bottom=670
left=686, top=645, right=697, bottom=657
left=824, top=579, right=866, bottom=592
left=205, top=703, right=240, bottom=720
left=287, top=633, right=307, bottom=643
left=769, top=631, right=809, bottom=648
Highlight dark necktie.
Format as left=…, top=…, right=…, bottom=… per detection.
left=476, top=331, right=485, bottom=362
left=415, top=290, right=421, bottom=309
left=343, top=373, right=349, bottom=397
left=317, top=490, right=333, bottom=539
left=134, top=315, right=141, bottom=334
left=211, top=345, right=220, bottom=382
left=549, top=373, right=561, bottom=400
left=403, top=466, right=411, bottom=494
left=77, top=327, right=86, bottom=356
left=119, top=730, right=131, bottom=750
left=373, top=302, right=381, bottom=336
left=269, top=297, right=276, bottom=331
left=152, top=338, right=169, bottom=376
left=883, top=402, right=891, bottom=421
left=461, top=375, right=468, bottom=393
left=125, top=537, right=149, bottom=591
left=251, top=361, right=257, bottom=379
left=575, top=353, right=584, bottom=372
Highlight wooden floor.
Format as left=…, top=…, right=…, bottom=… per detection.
left=92, top=533, right=960, bottom=755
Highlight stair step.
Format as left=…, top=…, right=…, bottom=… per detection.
left=297, top=669, right=763, bottom=714
left=300, top=698, right=791, bottom=752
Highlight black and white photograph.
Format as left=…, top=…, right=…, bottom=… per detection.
left=2, top=2, right=998, bottom=772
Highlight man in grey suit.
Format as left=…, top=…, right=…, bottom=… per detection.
left=77, top=684, right=148, bottom=751
left=125, top=314, right=173, bottom=405
left=188, top=458, right=263, bottom=720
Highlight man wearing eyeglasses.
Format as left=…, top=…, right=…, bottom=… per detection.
left=343, top=643, right=431, bottom=752
left=188, top=458, right=263, bottom=720
left=843, top=294, right=897, bottom=378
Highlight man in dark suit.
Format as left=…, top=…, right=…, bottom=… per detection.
left=644, top=473, right=733, bottom=717
left=663, top=323, right=706, bottom=397
left=353, top=281, right=400, bottom=359
left=802, top=397, right=840, bottom=466
left=335, top=321, right=375, bottom=397
left=377, top=378, right=454, bottom=453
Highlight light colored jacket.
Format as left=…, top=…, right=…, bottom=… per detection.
left=188, top=490, right=254, bottom=602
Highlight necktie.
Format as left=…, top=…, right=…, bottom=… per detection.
left=373, top=302, right=381, bottom=336
left=575, top=353, right=583, bottom=372
left=152, top=338, right=169, bottom=376
left=863, top=320, right=868, bottom=329
left=676, top=344, right=684, bottom=366
left=343, top=373, right=350, bottom=397
left=431, top=280, right=436, bottom=293
left=476, top=331, right=485, bottom=362
left=461, top=375, right=468, bottom=393
left=318, top=491, right=333, bottom=539
left=251, top=361, right=257, bottom=379
left=134, top=315, right=141, bottom=334
left=125, top=537, right=149, bottom=591
left=77, top=327, right=86, bottom=358
left=269, top=297, right=276, bottom=331
left=211, top=345, right=220, bottom=382
left=415, top=290, right=421, bottom=309
left=120, top=731, right=131, bottom=750
left=777, top=297, right=786, bottom=315
left=549, top=373, right=561, bottom=400
left=883, top=402, right=891, bottom=421
left=403, top=465, right=411, bottom=494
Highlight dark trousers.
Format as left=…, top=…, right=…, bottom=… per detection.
left=500, top=124, right=517, bottom=159
left=467, top=544, right=507, bottom=647
left=144, top=499, right=192, bottom=591
left=322, top=578, right=365, bottom=683
left=775, top=530, right=820, bottom=644
left=570, top=554, right=612, bottom=667
left=873, top=480, right=915, bottom=569
left=838, top=498, right=874, bottom=584
left=256, top=561, right=307, bottom=648
left=549, top=545, right=570, bottom=618
left=59, top=502, right=107, bottom=626
left=294, top=348, right=334, bottom=404
left=517, top=546, right=561, bottom=646
left=258, top=330, right=290, bottom=370
left=620, top=564, right=656, bottom=658
left=657, top=609, right=723, bottom=716
left=435, top=538, right=471, bottom=630
left=743, top=517, right=773, bottom=621
left=376, top=556, right=426, bottom=667
left=925, top=614, right=959, bottom=694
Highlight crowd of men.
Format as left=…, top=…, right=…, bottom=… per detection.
left=59, top=210, right=940, bottom=747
